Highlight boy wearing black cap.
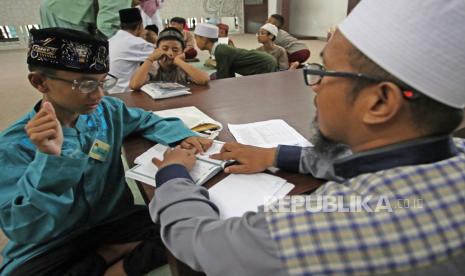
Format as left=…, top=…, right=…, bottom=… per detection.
left=130, top=27, right=209, bottom=90
left=108, top=8, right=154, bottom=93
left=0, top=27, right=211, bottom=275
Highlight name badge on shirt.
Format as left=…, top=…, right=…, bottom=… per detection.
left=88, top=139, right=110, bottom=161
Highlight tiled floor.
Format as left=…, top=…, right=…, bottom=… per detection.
left=0, top=33, right=326, bottom=268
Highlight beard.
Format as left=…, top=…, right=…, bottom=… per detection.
left=309, top=118, right=351, bottom=157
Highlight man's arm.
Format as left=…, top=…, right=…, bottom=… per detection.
left=211, top=142, right=350, bottom=181
left=149, top=164, right=286, bottom=275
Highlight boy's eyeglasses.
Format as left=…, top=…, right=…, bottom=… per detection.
left=303, top=63, right=419, bottom=99
left=43, top=73, right=118, bottom=94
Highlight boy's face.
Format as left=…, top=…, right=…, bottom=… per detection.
left=218, top=28, right=228, bottom=37
left=194, top=35, right=207, bottom=50
left=144, top=30, right=158, bottom=44
left=38, top=70, right=106, bottom=115
left=257, top=29, right=271, bottom=43
left=169, top=22, right=184, bottom=32
left=158, top=39, right=183, bottom=66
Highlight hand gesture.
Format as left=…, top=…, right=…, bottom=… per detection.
left=210, top=142, right=277, bottom=174
left=180, top=136, right=213, bottom=154
left=149, top=47, right=167, bottom=62
left=173, top=53, right=186, bottom=65
left=152, top=146, right=197, bottom=171
left=25, top=102, right=63, bottom=156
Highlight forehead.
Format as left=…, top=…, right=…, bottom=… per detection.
left=321, top=31, right=353, bottom=67
left=55, top=69, right=105, bottom=80
left=158, top=39, right=182, bottom=48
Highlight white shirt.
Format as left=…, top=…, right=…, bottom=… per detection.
left=137, top=5, right=164, bottom=30
left=108, top=30, right=154, bottom=93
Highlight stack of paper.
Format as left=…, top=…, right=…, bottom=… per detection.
left=154, top=106, right=223, bottom=139
left=228, top=119, right=312, bottom=148
left=208, top=173, right=295, bottom=219
left=125, top=141, right=227, bottom=187
left=141, top=82, right=191, bottom=99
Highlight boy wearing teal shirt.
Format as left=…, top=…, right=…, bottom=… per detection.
left=0, top=28, right=211, bottom=275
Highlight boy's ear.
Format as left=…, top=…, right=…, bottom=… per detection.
left=28, top=72, right=49, bottom=94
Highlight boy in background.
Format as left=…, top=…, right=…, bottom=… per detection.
left=130, top=27, right=209, bottom=90
left=169, top=17, right=198, bottom=59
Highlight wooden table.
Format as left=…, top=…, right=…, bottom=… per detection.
left=114, top=69, right=325, bottom=275
left=116, top=69, right=324, bottom=200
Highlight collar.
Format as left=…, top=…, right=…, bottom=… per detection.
left=334, top=136, right=458, bottom=179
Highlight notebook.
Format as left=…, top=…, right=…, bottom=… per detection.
left=125, top=140, right=228, bottom=187
left=153, top=106, right=223, bottom=139
left=141, top=82, right=191, bottom=99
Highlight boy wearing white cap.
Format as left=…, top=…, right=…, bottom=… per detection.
left=149, top=1, right=465, bottom=275
left=256, top=23, right=299, bottom=70
left=267, top=14, right=310, bottom=64
left=194, top=23, right=278, bottom=79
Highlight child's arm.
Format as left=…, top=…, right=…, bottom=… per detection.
left=174, top=54, right=210, bottom=85
left=130, top=48, right=166, bottom=90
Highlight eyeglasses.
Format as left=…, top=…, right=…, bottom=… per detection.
left=44, top=73, right=118, bottom=94
left=303, top=63, right=419, bottom=99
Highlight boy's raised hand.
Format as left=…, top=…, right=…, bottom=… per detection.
left=148, top=47, right=167, bottom=62
left=25, top=102, right=63, bottom=156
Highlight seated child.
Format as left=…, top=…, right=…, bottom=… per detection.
left=256, top=23, right=294, bottom=70
left=130, top=27, right=209, bottom=90
left=266, top=14, right=310, bottom=65
left=169, top=17, right=197, bottom=59
left=217, top=23, right=235, bottom=47
left=144, top=24, right=159, bottom=44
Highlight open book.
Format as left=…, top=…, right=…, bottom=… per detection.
left=125, top=140, right=228, bottom=187
left=153, top=106, right=223, bottom=139
left=141, top=82, right=191, bottom=99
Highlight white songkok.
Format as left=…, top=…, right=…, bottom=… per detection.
left=194, top=23, right=219, bottom=39
left=260, top=23, right=278, bottom=37
left=339, top=0, right=465, bottom=108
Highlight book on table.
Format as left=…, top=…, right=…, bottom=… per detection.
left=153, top=106, right=223, bottom=139
left=125, top=140, right=229, bottom=187
left=141, top=81, right=191, bottom=99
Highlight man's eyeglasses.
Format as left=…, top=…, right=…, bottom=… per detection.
left=44, top=73, right=118, bottom=94
left=303, top=63, right=419, bottom=99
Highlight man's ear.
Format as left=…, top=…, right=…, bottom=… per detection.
left=361, top=82, right=404, bottom=125
left=28, top=72, right=49, bottom=94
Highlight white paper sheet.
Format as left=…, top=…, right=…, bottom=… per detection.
left=228, top=119, right=312, bottom=148
left=208, top=173, right=294, bottom=219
